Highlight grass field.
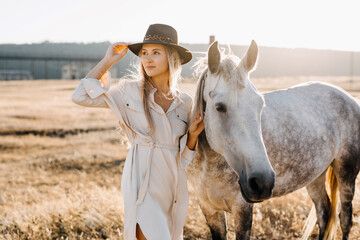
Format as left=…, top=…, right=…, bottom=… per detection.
left=1, top=76, right=360, bottom=239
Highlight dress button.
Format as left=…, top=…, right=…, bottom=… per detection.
left=126, top=103, right=129, bottom=106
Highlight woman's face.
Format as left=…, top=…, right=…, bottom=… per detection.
left=140, top=44, right=169, bottom=80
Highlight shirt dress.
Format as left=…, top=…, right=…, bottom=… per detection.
left=71, top=71, right=196, bottom=240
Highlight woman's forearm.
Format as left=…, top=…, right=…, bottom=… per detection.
left=186, top=131, right=198, bottom=150
left=186, top=112, right=205, bottom=150
left=85, top=58, right=114, bottom=80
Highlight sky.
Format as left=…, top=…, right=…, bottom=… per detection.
left=1, top=0, right=360, bottom=52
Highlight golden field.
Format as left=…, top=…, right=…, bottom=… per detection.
left=1, top=76, right=360, bottom=239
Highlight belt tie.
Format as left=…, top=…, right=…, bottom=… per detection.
left=133, top=139, right=178, bottom=205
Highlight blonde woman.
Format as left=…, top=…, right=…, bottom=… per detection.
left=71, top=24, right=204, bottom=240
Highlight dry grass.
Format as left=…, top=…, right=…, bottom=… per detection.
left=1, top=77, right=360, bottom=239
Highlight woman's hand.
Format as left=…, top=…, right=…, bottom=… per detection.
left=85, top=42, right=128, bottom=80
left=104, top=42, right=129, bottom=65
left=189, top=112, right=205, bottom=137
left=186, top=112, right=205, bottom=150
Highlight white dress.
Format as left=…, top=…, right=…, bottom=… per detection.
left=71, top=71, right=196, bottom=240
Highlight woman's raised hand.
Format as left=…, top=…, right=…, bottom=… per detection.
left=104, top=42, right=129, bottom=64
left=85, top=42, right=129, bottom=80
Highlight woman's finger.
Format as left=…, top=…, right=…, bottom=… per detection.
left=194, top=116, right=202, bottom=124
left=196, top=111, right=202, bottom=120
left=113, top=42, right=129, bottom=47
left=193, top=118, right=204, bottom=128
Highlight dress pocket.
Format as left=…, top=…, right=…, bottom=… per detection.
left=176, top=108, right=188, bottom=124
left=173, top=108, right=188, bottom=136
left=124, top=99, right=144, bottom=113
left=123, top=98, right=150, bottom=133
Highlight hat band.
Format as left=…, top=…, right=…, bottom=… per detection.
left=144, top=34, right=176, bottom=44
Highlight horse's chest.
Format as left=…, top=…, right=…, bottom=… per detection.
left=187, top=155, right=240, bottom=211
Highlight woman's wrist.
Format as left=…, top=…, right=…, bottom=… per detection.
left=186, top=130, right=198, bottom=150
left=101, top=57, right=115, bottom=68
left=85, top=58, right=113, bottom=80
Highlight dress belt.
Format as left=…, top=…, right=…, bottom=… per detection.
left=132, top=139, right=178, bottom=205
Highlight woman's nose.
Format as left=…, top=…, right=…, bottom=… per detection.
left=144, top=55, right=153, bottom=62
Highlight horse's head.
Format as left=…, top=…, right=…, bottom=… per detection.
left=193, top=41, right=275, bottom=203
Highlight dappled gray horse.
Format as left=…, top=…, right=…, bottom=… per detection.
left=186, top=41, right=360, bottom=240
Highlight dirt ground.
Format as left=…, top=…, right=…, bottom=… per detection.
left=1, top=76, right=360, bottom=239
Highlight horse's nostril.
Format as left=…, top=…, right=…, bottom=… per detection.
left=249, top=177, right=260, bottom=193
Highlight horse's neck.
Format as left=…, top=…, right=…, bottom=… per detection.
left=197, top=132, right=225, bottom=165
left=197, top=132, right=212, bottom=155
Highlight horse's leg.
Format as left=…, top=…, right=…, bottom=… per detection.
left=232, top=201, right=253, bottom=240
left=198, top=200, right=228, bottom=240
left=306, top=170, right=331, bottom=239
left=333, top=160, right=359, bottom=240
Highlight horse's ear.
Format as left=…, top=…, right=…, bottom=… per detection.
left=241, top=40, right=258, bottom=73
left=208, top=41, right=221, bottom=74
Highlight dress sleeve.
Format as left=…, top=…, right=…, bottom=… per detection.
left=71, top=71, right=130, bottom=132
left=71, top=71, right=126, bottom=108
left=179, top=96, right=197, bottom=169
left=179, top=129, right=197, bottom=169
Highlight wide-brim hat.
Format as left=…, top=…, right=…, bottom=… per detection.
left=128, top=24, right=192, bottom=65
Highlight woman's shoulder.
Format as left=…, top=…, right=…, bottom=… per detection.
left=176, top=89, right=192, bottom=103
left=175, top=88, right=193, bottom=110
left=113, top=79, right=142, bottom=92
left=115, top=78, right=141, bottom=87
left=108, top=79, right=142, bottom=102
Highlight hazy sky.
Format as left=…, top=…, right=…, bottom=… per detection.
left=1, top=0, right=360, bottom=51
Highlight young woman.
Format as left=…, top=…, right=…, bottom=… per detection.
left=71, top=24, right=204, bottom=240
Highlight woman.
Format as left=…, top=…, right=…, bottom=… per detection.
left=71, top=23, right=204, bottom=240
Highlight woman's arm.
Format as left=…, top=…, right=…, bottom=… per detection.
left=86, top=42, right=128, bottom=80
left=179, top=111, right=204, bottom=169
left=71, top=72, right=111, bottom=108
left=71, top=43, right=128, bottom=107
left=186, top=112, right=205, bottom=150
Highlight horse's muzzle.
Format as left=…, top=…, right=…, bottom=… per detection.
left=238, top=170, right=275, bottom=203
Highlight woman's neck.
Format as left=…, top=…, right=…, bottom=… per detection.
left=151, top=75, right=170, bottom=93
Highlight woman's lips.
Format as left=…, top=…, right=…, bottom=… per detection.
left=145, top=66, right=155, bottom=69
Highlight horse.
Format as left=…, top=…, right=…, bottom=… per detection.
left=186, top=40, right=360, bottom=240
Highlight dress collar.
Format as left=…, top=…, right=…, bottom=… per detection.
left=148, top=84, right=182, bottom=114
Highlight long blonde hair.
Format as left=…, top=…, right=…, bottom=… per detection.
left=138, top=45, right=183, bottom=135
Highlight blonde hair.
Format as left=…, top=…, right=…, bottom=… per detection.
left=137, top=45, right=183, bottom=135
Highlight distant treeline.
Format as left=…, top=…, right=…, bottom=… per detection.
left=0, top=41, right=359, bottom=79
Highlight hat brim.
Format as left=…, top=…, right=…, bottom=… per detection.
left=128, top=41, right=192, bottom=65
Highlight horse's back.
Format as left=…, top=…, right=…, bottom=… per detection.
left=264, top=81, right=358, bottom=112
left=263, top=81, right=360, bottom=133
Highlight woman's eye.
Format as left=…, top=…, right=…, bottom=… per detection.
left=154, top=51, right=160, bottom=55
left=215, top=103, right=227, bottom=113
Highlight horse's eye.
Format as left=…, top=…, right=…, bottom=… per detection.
left=215, top=103, right=227, bottom=113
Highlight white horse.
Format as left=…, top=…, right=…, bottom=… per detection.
left=186, top=41, right=360, bottom=240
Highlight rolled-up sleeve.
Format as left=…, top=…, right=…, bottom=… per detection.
left=179, top=95, right=197, bottom=169
left=179, top=129, right=197, bottom=169
left=71, top=71, right=123, bottom=108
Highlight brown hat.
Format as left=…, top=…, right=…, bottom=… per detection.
left=128, top=24, right=192, bottom=65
